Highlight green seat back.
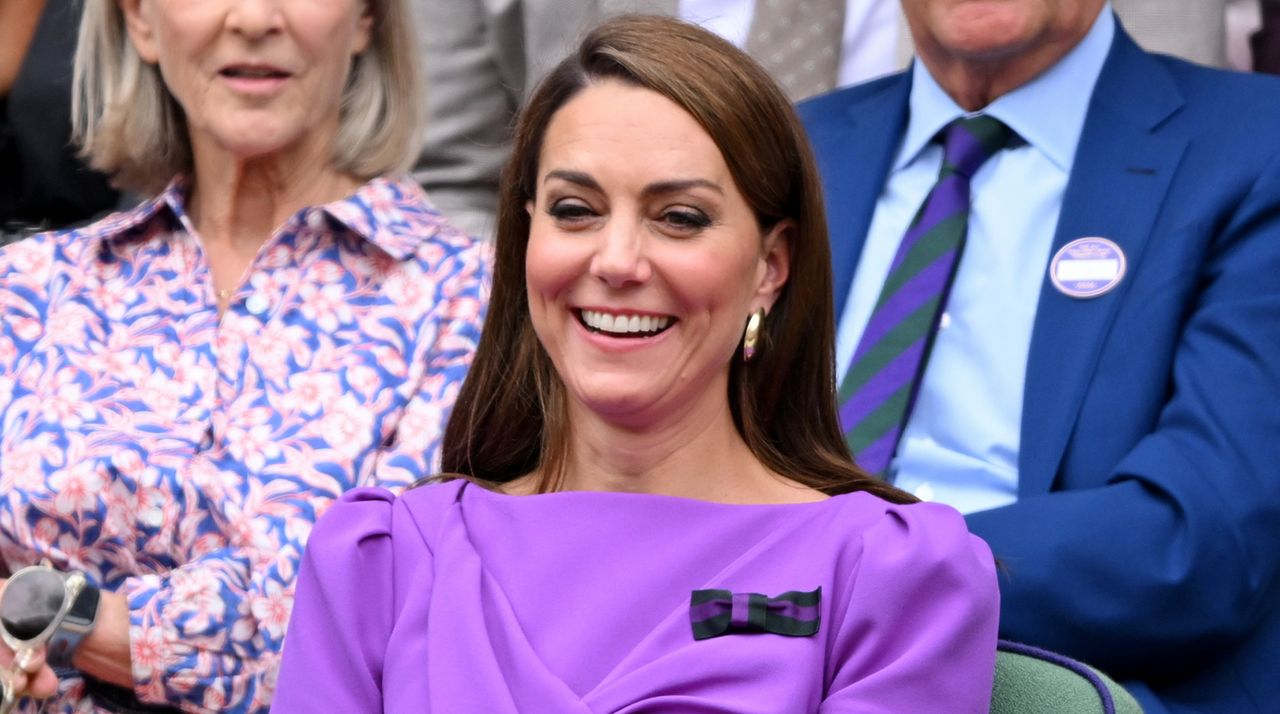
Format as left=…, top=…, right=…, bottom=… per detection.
left=991, top=640, right=1143, bottom=714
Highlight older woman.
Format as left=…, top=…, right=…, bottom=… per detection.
left=274, top=15, right=997, bottom=713
left=0, top=0, right=486, bottom=710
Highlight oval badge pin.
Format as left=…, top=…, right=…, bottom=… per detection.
left=1050, top=237, right=1126, bottom=298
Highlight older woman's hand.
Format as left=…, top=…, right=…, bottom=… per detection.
left=0, top=651, right=57, bottom=706
left=0, top=578, right=59, bottom=707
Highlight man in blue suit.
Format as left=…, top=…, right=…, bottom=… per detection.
left=798, top=1, right=1280, bottom=711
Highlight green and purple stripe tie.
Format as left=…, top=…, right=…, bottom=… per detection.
left=839, top=115, right=1016, bottom=476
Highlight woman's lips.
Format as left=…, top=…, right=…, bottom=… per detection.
left=218, top=64, right=292, bottom=95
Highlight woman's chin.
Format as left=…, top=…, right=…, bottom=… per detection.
left=572, top=388, right=669, bottom=429
left=199, top=123, right=319, bottom=167
left=223, top=138, right=299, bottom=163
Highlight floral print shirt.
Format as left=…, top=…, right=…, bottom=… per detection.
left=0, top=175, right=489, bottom=712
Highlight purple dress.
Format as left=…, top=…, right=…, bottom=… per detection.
left=274, top=480, right=998, bottom=712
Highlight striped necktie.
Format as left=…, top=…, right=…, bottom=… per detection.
left=838, top=115, right=1017, bottom=476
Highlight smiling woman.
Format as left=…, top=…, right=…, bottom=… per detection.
left=455, top=14, right=919, bottom=499
left=524, top=79, right=794, bottom=453
left=0, top=0, right=488, bottom=711
left=274, top=14, right=1001, bottom=713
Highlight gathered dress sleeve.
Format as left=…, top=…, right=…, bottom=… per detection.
left=272, top=487, right=413, bottom=713
left=821, top=502, right=1000, bottom=713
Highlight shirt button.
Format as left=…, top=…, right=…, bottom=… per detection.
left=914, top=483, right=935, bottom=502
left=307, top=210, right=326, bottom=230
left=939, top=313, right=952, bottom=329
left=245, top=293, right=269, bottom=315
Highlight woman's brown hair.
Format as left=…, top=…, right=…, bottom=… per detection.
left=441, top=15, right=913, bottom=504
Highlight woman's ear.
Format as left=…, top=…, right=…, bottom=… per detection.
left=754, top=219, right=793, bottom=314
left=352, top=0, right=374, bottom=56
left=118, top=0, right=160, bottom=64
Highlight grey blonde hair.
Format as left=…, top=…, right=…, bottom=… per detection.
left=72, top=0, right=423, bottom=195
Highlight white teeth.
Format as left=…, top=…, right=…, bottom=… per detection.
left=580, top=310, right=672, bottom=336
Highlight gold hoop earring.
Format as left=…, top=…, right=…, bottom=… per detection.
left=742, top=308, right=766, bottom=361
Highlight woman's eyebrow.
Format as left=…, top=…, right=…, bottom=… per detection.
left=641, top=179, right=724, bottom=198
left=543, top=171, right=724, bottom=198
left=543, top=169, right=601, bottom=191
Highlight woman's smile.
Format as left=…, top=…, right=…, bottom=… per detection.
left=576, top=308, right=675, bottom=338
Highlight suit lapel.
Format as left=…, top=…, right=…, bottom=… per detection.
left=1018, top=28, right=1188, bottom=496
left=821, top=76, right=911, bottom=314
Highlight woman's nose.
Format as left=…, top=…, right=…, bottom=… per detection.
left=226, top=0, right=285, bottom=40
left=588, top=218, right=651, bottom=289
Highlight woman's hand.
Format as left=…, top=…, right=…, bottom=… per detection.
left=0, top=577, right=59, bottom=706
left=0, top=574, right=132, bottom=710
left=0, top=646, right=58, bottom=704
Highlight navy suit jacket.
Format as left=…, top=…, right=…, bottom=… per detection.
left=799, top=24, right=1280, bottom=714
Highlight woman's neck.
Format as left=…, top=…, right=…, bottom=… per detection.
left=549, top=393, right=823, bottom=505
left=187, top=147, right=359, bottom=247
left=185, top=143, right=361, bottom=303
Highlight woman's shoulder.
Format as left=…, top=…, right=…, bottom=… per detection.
left=306, top=480, right=468, bottom=555
left=0, top=197, right=166, bottom=296
left=820, top=489, right=964, bottom=528
left=327, top=478, right=468, bottom=517
left=327, top=175, right=493, bottom=303
left=836, top=491, right=978, bottom=538
left=336, top=175, right=492, bottom=263
left=821, top=492, right=995, bottom=579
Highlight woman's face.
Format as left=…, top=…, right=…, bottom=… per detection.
left=119, top=0, right=372, bottom=163
left=526, top=80, right=790, bottom=430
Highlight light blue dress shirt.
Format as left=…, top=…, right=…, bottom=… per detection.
left=835, top=7, right=1116, bottom=514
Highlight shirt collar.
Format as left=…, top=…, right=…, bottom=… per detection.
left=321, top=176, right=463, bottom=261
left=895, top=3, right=1115, bottom=174
left=94, top=176, right=189, bottom=242
left=101, top=175, right=459, bottom=261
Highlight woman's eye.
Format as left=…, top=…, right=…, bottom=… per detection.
left=660, top=208, right=712, bottom=232
left=547, top=200, right=598, bottom=224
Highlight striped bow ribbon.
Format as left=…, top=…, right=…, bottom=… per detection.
left=689, top=588, right=821, bottom=640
